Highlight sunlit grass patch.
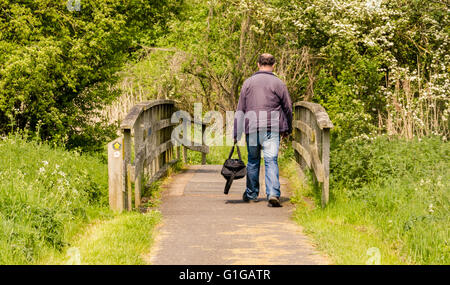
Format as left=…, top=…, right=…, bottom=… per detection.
left=41, top=211, right=161, bottom=265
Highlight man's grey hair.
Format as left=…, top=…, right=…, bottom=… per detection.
left=258, top=53, right=275, bottom=66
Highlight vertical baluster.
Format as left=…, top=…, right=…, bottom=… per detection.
left=123, top=129, right=132, bottom=211
left=202, top=123, right=207, bottom=165
left=321, top=128, right=330, bottom=208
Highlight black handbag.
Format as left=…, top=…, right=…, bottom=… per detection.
left=221, top=143, right=247, bottom=194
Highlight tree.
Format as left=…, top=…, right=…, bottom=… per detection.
left=0, top=0, right=182, bottom=151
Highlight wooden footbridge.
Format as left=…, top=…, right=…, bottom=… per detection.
left=107, top=99, right=333, bottom=264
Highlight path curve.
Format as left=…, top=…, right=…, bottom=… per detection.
left=149, top=165, right=328, bottom=265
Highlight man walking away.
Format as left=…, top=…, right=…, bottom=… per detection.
left=233, top=53, right=293, bottom=207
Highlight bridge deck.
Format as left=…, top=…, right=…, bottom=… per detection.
left=148, top=165, right=328, bottom=265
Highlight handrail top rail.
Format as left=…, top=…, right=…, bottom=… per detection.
left=294, top=101, right=334, bottom=130
left=121, top=99, right=176, bottom=130
left=121, top=99, right=207, bottom=130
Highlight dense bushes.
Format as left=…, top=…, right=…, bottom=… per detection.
left=0, top=0, right=182, bottom=151
left=0, top=135, right=110, bottom=264
left=288, top=0, right=449, bottom=143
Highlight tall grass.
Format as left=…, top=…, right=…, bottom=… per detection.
left=281, top=135, right=449, bottom=264
left=0, top=135, right=110, bottom=264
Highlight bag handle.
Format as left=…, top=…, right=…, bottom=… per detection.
left=228, top=142, right=243, bottom=160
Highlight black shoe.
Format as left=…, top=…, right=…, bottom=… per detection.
left=243, top=193, right=258, bottom=203
left=268, top=196, right=281, bottom=207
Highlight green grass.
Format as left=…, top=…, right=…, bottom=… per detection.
left=280, top=136, right=449, bottom=264
left=0, top=135, right=164, bottom=265
left=40, top=211, right=161, bottom=265
left=0, top=134, right=111, bottom=264
left=185, top=143, right=249, bottom=165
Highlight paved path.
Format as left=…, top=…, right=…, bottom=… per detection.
left=149, top=165, right=328, bottom=265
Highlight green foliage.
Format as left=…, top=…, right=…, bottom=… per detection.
left=288, top=0, right=449, bottom=142
left=0, top=135, right=110, bottom=264
left=131, top=0, right=448, bottom=143
left=0, top=0, right=182, bottom=150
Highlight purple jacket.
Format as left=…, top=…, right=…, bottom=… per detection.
left=233, top=71, right=293, bottom=139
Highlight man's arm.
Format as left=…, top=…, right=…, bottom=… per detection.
left=280, top=83, right=293, bottom=135
left=233, top=82, right=247, bottom=142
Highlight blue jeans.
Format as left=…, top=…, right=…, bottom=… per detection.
left=244, top=131, right=281, bottom=200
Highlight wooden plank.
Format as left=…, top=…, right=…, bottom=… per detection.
left=126, top=164, right=132, bottom=211
left=321, top=129, right=331, bottom=208
left=121, top=100, right=176, bottom=130
left=153, top=118, right=176, bottom=132
left=146, top=140, right=174, bottom=164
left=123, top=130, right=132, bottom=211
left=309, top=142, right=325, bottom=182
left=293, top=107, right=300, bottom=165
left=184, top=144, right=209, bottom=154
left=293, top=102, right=334, bottom=129
left=305, top=108, right=312, bottom=180
left=140, top=99, right=175, bottom=111
left=202, top=153, right=207, bottom=165
left=293, top=120, right=315, bottom=142
left=292, top=141, right=311, bottom=167
left=121, top=104, right=144, bottom=130
left=145, top=159, right=179, bottom=187
left=107, top=137, right=124, bottom=212
left=135, top=171, right=142, bottom=209
left=134, top=143, right=146, bottom=175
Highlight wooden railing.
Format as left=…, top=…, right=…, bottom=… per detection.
left=292, top=101, right=334, bottom=207
left=107, top=99, right=208, bottom=212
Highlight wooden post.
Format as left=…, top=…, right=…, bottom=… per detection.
left=183, top=146, right=188, bottom=163
left=201, top=123, right=207, bottom=165
left=123, top=129, right=132, bottom=211
left=202, top=152, right=207, bottom=165
left=127, top=166, right=132, bottom=211
left=321, top=128, right=330, bottom=208
left=108, top=137, right=124, bottom=212
left=291, top=101, right=334, bottom=208
left=134, top=117, right=143, bottom=210
left=135, top=172, right=142, bottom=209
